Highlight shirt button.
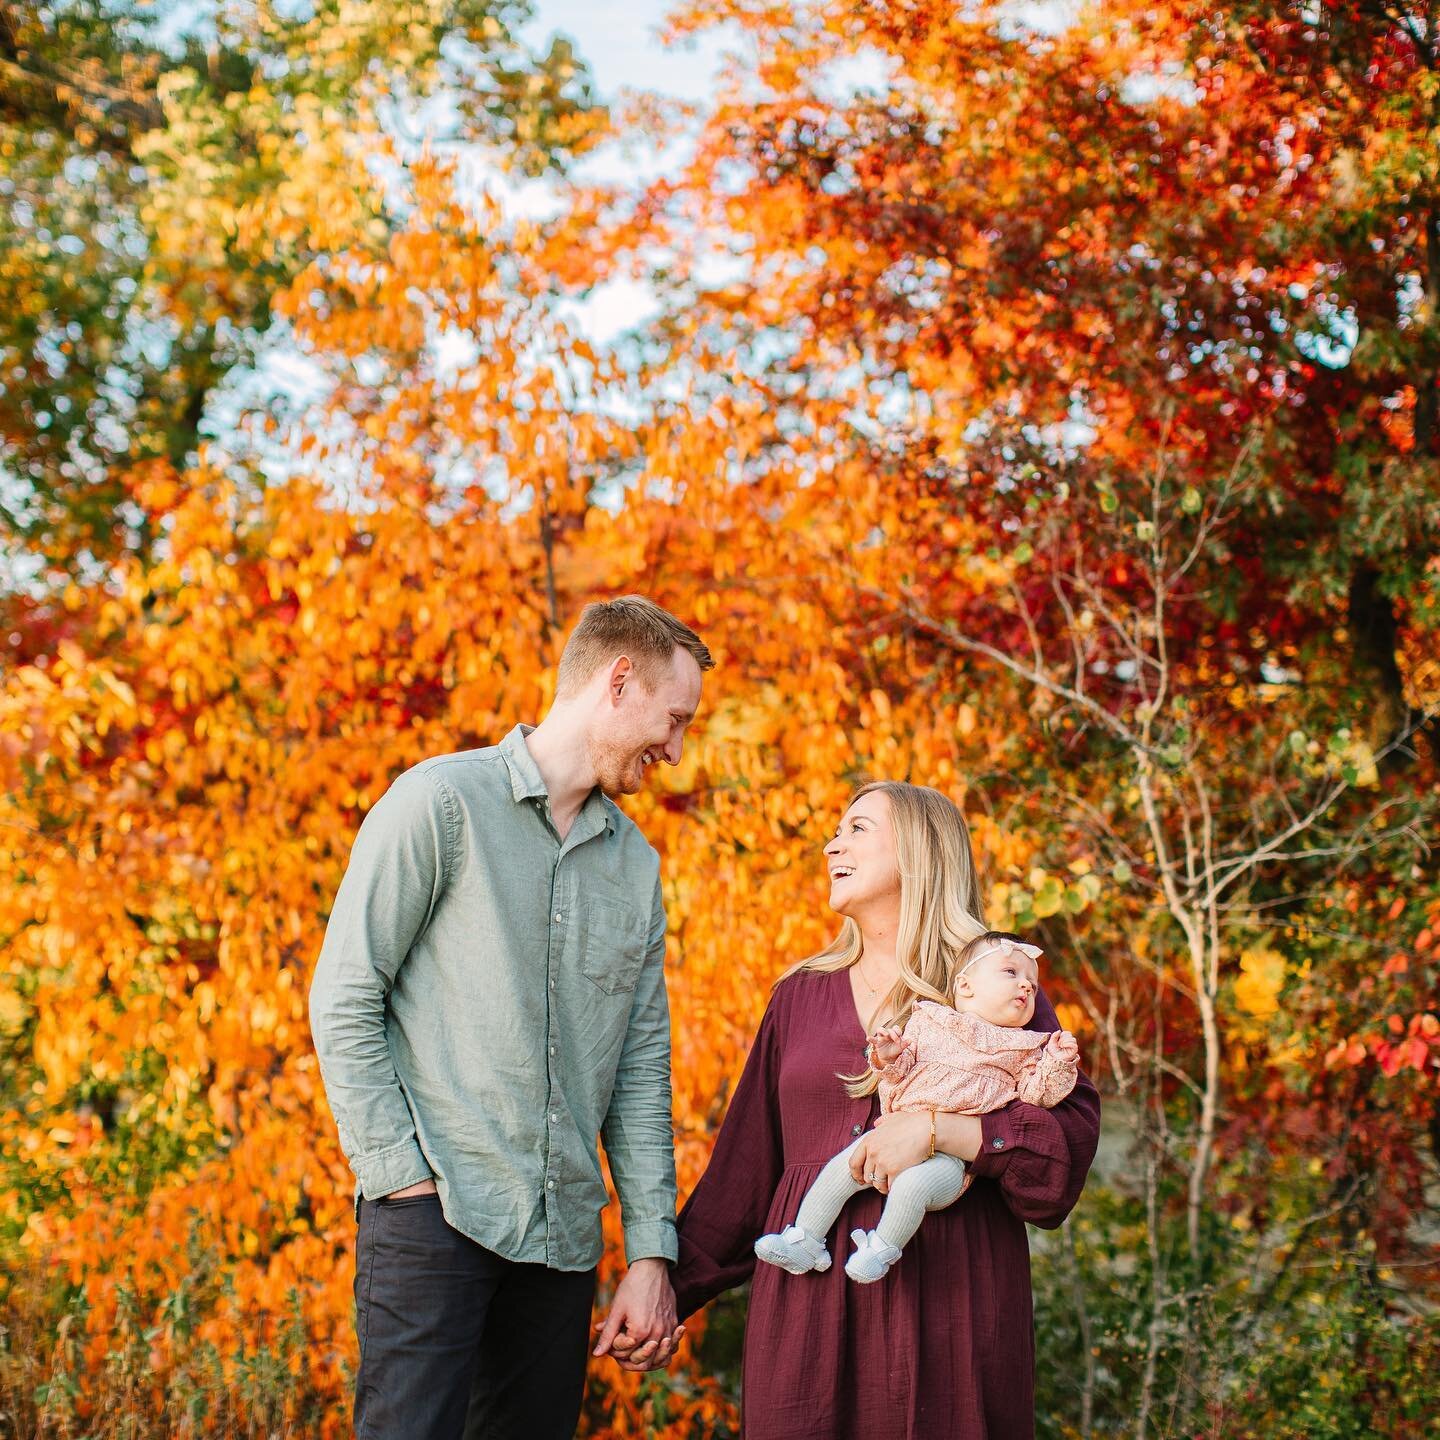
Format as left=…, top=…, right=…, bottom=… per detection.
left=549, top=1113, right=558, bottom=1124
left=851, top=1124, right=863, bottom=1137
left=549, top=1046, right=557, bottom=1056
left=992, top=1137, right=1005, bottom=1149
left=554, top=912, right=563, bottom=922
left=549, top=979, right=556, bottom=990
left=546, top=1180, right=556, bottom=1190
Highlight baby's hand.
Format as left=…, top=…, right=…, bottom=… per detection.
left=1048, top=1030, right=1079, bottom=1063
left=868, top=1025, right=907, bottom=1066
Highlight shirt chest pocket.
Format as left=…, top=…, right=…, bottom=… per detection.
left=579, top=896, right=647, bottom=996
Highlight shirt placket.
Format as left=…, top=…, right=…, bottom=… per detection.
left=542, top=840, right=567, bottom=1265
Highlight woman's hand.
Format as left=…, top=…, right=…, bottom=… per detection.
left=848, top=1111, right=932, bottom=1194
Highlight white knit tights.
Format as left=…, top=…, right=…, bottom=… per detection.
left=794, top=1137, right=970, bottom=1251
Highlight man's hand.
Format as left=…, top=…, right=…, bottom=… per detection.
left=385, top=1177, right=437, bottom=1199
left=592, top=1258, right=684, bottom=1372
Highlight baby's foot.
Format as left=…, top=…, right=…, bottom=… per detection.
left=754, top=1224, right=832, bottom=1275
left=843, top=1228, right=902, bottom=1283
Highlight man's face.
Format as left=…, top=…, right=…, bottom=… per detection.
left=589, top=647, right=704, bottom=796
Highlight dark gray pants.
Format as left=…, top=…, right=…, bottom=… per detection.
left=353, top=1194, right=596, bottom=1440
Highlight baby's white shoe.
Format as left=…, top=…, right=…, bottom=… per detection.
left=754, top=1224, right=832, bottom=1275
left=844, top=1228, right=902, bottom=1283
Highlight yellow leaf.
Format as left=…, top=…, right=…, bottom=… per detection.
left=1234, top=947, right=1285, bottom=1018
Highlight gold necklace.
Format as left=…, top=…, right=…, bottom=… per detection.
left=855, top=959, right=888, bottom=996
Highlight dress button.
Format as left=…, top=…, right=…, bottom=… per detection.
left=992, top=1137, right=1005, bottom=1149
left=851, top=1124, right=863, bottom=1137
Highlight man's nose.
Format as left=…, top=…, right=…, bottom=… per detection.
left=663, top=734, right=683, bottom=765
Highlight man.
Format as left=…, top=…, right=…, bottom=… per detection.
left=309, top=595, right=711, bottom=1439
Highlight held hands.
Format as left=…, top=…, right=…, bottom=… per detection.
left=592, top=1258, right=685, bottom=1373
left=1047, top=1030, right=1080, bottom=1063
left=867, top=1025, right=907, bottom=1069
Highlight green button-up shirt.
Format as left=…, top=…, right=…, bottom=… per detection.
left=308, top=724, right=677, bottom=1270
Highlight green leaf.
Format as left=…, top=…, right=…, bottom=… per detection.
left=1033, top=880, right=1065, bottom=918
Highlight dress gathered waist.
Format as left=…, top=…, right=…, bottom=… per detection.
left=782, top=1156, right=851, bottom=1173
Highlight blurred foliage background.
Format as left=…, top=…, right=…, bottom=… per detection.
left=1, top=1, right=1437, bottom=1436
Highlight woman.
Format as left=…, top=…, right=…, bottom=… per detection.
left=668, top=781, right=1101, bottom=1439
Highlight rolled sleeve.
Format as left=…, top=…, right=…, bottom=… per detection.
left=352, top=1135, right=434, bottom=1200
left=600, top=877, right=679, bottom=1264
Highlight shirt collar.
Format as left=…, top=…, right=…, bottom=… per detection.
left=499, top=724, right=548, bottom=803
left=499, top=723, right=616, bottom=836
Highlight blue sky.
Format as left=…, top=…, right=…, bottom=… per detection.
left=521, top=0, right=731, bottom=102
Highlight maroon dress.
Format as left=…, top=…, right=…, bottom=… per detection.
left=672, top=967, right=1101, bottom=1440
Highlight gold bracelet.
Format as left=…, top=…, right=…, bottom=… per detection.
left=928, top=1107, right=937, bottom=1160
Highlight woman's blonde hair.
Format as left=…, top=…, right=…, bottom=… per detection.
left=779, top=780, right=989, bottom=1096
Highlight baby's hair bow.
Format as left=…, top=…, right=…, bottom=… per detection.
left=957, top=938, right=1044, bottom=978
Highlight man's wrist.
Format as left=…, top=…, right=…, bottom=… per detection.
left=385, top=1177, right=438, bottom=1199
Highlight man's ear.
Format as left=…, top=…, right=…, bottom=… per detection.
left=607, top=655, right=633, bottom=703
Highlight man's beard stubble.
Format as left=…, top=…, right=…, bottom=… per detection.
left=588, top=730, right=644, bottom=797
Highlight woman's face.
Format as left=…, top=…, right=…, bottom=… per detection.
left=823, top=791, right=901, bottom=922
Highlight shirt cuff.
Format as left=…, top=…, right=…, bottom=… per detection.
left=623, top=1216, right=679, bottom=1266
left=353, top=1136, right=433, bottom=1199
left=969, top=1107, right=1019, bottom=1180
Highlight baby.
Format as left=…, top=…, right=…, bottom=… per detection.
left=754, top=931, right=1080, bottom=1283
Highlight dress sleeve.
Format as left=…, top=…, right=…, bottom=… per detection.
left=967, top=989, right=1100, bottom=1229
left=671, top=984, right=787, bottom=1321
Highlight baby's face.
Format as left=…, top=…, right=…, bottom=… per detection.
left=955, top=947, right=1040, bottom=1027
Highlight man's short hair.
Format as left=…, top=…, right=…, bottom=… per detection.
left=556, top=595, right=714, bottom=697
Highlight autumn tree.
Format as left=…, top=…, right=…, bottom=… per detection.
left=589, top=0, right=1440, bottom=1430
left=0, top=0, right=600, bottom=575
left=2, top=2, right=1438, bottom=1438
